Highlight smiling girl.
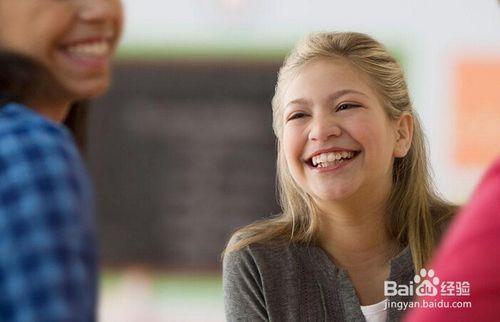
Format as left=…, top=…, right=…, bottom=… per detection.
left=223, top=32, right=457, bottom=321
left=0, top=0, right=123, bottom=121
left=0, top=0, right=122, bottom=321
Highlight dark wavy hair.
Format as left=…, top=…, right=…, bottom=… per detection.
left=0, top=50, right=50, bottom=105
left=0, top=50, right=87, bottom=149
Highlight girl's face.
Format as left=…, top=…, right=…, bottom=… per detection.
left=0, top=0, right=123, bottom=102
left=282, top=58, right=408, bottom=206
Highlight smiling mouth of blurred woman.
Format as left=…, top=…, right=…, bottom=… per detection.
left=306, top=150, right=361, bottom=170
left=59, top=35, right=116, bottom=71
left=67, top=40, right=110, bottom=57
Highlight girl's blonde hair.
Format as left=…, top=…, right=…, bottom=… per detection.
left=224, top=31, right=457, bottom=271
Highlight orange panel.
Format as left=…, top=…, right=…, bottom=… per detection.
left=455, top=58, right=500, bottom=167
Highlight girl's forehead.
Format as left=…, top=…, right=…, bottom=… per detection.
left=283, top=58, right=377, bottom=104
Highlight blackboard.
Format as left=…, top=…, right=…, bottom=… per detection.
left=88, top=61, right=283, bottom=270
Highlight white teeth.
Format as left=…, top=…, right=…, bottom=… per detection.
left=66, top=41, right=110, bottom=57
left=318, top=161, right=336, bottom=168
left=311, top=151, right=356, bottom=167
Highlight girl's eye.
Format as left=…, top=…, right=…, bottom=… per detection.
left=287, top=112, right=308, bottom=121
left=336, top=103, right=361, bottom=111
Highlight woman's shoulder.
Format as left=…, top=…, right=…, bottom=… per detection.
left=0, top=102, right=78, bottom=160
left=1, top=102, right=71, bottom=140
left=224, top=230, right=310, bottom=274
left=227, top=228, right=294, bottom=252
left=0, top=103, right=90, bottom=200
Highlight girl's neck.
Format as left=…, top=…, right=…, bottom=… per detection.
left=318, top=207, right=397, bottom=270
left=316, top=203, right=400, bottom=306
left=315, top=184, right=398, bottom=271
left=314, top=176, right=398, bottom=305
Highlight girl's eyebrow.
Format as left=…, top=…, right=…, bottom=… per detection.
left=285, top=89, right=368, bottom=110
left=326, top=89, right=369, bottom=102
left=284, top=98, right=311, bottom=110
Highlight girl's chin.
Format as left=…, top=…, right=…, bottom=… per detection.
left=311, top=187, right=358, bottom=203
left=61, top=79, right=110, bottom=101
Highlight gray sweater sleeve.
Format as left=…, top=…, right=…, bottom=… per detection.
left=223, top=245, right=268, bottom=321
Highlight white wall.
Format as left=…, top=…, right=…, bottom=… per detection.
left=119, top=0, right=500, bottom=202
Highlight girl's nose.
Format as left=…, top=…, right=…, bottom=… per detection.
left=308, top=116, right=342, bottom=142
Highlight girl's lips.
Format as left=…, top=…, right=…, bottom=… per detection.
left=57, top=39, right=114, bottom=72
left=307, top=151, right=361, bottom=173
left=306, top=147, right=360, bottom=161
left=58, top=48, right=110, bottom=72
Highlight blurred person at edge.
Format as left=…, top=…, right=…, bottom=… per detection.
left=0, top=0, right=123, bottom=321
left=404, top=158, right=500, bottom=321
left=223, top=32, right=459, bottom=322
left=404, top=2, right=500, bottom=320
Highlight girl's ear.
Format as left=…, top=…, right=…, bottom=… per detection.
left=393, top=112, right=413, bottom=158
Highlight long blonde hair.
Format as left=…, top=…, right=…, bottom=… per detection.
left=224, top=31, right=457, bottom=271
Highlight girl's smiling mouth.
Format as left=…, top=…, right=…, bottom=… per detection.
left=58, top=32, right=117, bottom=70
left=305, top=149, right=361, bottom=172
left=65, top=40, right=111, bottom=58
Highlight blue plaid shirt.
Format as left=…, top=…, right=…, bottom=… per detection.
left=0, top=102, right=96, bottom=322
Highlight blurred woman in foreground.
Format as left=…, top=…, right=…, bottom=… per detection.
left=0, top=0, right=123, bottom=320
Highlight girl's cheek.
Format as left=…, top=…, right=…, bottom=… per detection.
left=283, top=128, right=305, bottom=152
left=282, top=138, right=296, bottom=160
left=346, top=115, right=379, bottom=141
